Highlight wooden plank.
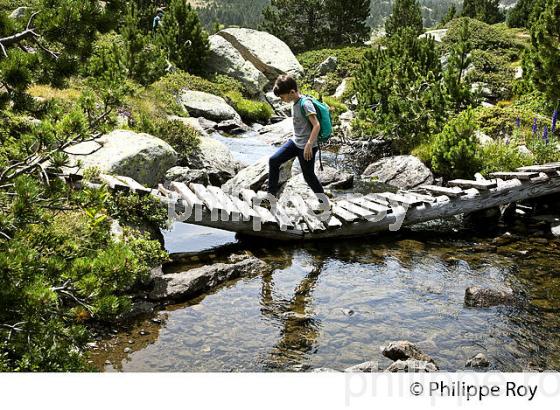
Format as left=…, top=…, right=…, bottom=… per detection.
left=397, top=191, right=437, bottom=204
left=349, top=195, right=392, bottom=214
left=207, top=186, right=242, bottom=222
left=489, top=171, right=540, bottom=181
left=189, top=183, right=228, bottom=219
left=231, top=197, right=260, bottom=222
left=331, top=203, right=359, bottom=223
left=99, top=174, right=129, bottom=192
left=288, top=194, right=326, bottom=232
left=374, top=192, right=424, bottom=206
left=326, top=215, right=343, bottom=229
left=417, top=185, right=465, bottom=198
left=240, top=189, right=257, bottom=206
left=448, top=179, right=497, bottom=190
left=253, top=205, right=278, bottom=225
left=364, top=193, right=390, bottom=206
left=169, top=182, right=203, bottom=207
left=337, top=199, right=376, bottom=219
left=270, top=205, right=295, bottom=230
left=113, top=175, right=151, bottom=195
left=517, top=163, right=560, bottom=173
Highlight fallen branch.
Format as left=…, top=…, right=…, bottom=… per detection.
left=0, top=12, right=59, bottom=60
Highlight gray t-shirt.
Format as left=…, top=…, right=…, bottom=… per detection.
left=291, top=97, right=318, bottom=149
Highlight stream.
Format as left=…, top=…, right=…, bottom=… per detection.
left=91, top=130, right=560, bottom=372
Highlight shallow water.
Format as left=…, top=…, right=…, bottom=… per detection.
left=93, top=131, right=560, bottom=372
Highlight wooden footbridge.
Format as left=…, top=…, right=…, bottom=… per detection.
left=81, top=162, right=560, bottom=241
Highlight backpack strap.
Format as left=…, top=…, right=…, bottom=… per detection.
left=299, top=95, right=324, bottom=171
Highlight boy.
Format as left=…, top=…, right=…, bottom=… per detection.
left=268, top=75, right=326, bottom=205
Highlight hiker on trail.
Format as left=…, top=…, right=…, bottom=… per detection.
left=268, top=75, right=330, bottom=207
left=152, top=7, right=164, bottom=32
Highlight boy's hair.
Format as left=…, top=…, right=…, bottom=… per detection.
left=273, top=75, right=298, bottom=97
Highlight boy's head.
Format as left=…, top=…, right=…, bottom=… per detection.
left=273, top=75, right=299, bottom=103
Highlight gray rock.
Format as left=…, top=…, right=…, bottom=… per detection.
left=317, top=56, right=338, bottom=76
left=515, top=66, right=523, bottom=79
left=381, top=341, right=437, bottom=366
left=197, top=117, right=219, bottom=133
left=464, top=286, right=515, bottom=308
left=313, top=76, right=327, bottom=93
left=185, top=136, right=242, bottom=186
left=385, top=359, right=438, bottom=373
left=149, top=255, right=271, bottom=302
left=257, top=117, right=293, bottom=146
left=466, top=353, right=490, bottom=368
left=9, top=7, right=29, bottom=19
left=311, top=368, right=341, bottom=373
left=471, top=82, right=495, bottom=98
left=292, top=163, right=354, bottom=190
left=344, top=361, right=380, bottom=372
left=215, top=119, right=250, bottom=134
left=66, top=129, right=178, bottom=187
left=118, top=301, right=156, bottom=322
left=419, top=29, right=448, bottom=43
left=178, top=90, right=241, bottom=122
left=217, top=28, right=304, bottom=81
left=333, top=78, right=351, bottom=99
left=206, top=34, right=268, bottom=95
left=167, top=115, right=208, bottom=136
left=475, top=130, right=493, bottom=146
left=337, top=110, right=355, bottom=140
left=517, top=145, right=532, bottom=156
left=278, top=174, right=319, bottom=209
left=264, top=91, right=292, bottom=118
left=164, top=166, right=210, bottom=186
left=362, top=155, right=433, bottom=189
left=222, top=157, right=293, bottom=195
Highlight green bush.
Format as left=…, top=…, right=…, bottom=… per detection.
left=478, top=140, right=532, bottom=176
left=430, top=108, right=482, bottom=179
left=148, top=119, right=201, bottom=165
left=443, top=18, right=519, bottom=52
left=466, top=49, right=516, bottom=100
left=297, top=46, right=369, bottom=94
left=473, top=105, right=544, bottom=139
left=225, top=91, right=273, bottom=124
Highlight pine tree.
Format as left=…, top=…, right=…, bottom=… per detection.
left=461, top=0, right=504, bottom=24
left=325, top=0, right=370, bottom=45
left=440, top=4, right=457, bottom=26
left=155, top=0, right=209, bottom=73
left=524, top=0, right=560, bottom=105
left=507, top=0, right=546, bottom=28
left=261, top=0, right=326, bottom=52
left=385, top=0, right=424, bottom=37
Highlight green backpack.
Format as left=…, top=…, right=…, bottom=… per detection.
left=299, top=95, right=333, bottom=143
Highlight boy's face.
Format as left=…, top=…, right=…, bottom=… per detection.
left=278, top=90, right=298, bottom=103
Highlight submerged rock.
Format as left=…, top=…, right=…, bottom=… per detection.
left=178, top=90, right=241, bottom=122
left=362, top=155, right=433, bottom=189
left=65, top=129, right=178, bottom=187
left=150, top=254, right=271, bottom=302
left=344, top=361, right=380, bottom=373
left=385, top=359, right=438, bottom=373
left=381, top=341, right=437, bottom=367
left=464, top=286, right=515, bottom=308
left=466, top=353, right=490, bottom=368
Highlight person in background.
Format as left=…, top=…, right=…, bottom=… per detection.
left=152, top=7, right=164, bottom=32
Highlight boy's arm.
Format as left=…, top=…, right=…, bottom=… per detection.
left=304, top=114, right=321, bottom=161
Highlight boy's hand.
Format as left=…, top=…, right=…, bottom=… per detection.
left=304, top=142, right=313, bottom=161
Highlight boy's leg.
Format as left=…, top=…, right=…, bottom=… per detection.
left=268, top=140, right=298, bottom=197
left=297, top=146, right=325, bottom=194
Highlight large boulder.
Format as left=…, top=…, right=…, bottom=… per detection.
left=291, top=162, right=354, bottom=189
left=149, top=254, right=271, bottom=302
left=265, top=91, right=292, bottom=117
left=362, top=155, right=434, bottom=189
left=217, top=28, right=304, bottom=81
left=178, top=90, right=241, bottom=122
left=185, top=136, right=242, bottom=186
left=317, top=56, right=338, bottom=76
left=206, top=35, right=268, bottom=95
left=257, top=117, right=293, bottom=146
left=222, top=157, right=293, bottom=194
left=164, top=166, right=210, bottom=186
left=66, top=129, right=177, bottom=187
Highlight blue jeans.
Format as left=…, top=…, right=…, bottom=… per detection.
left=268, top=139, right=324, bottom=197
